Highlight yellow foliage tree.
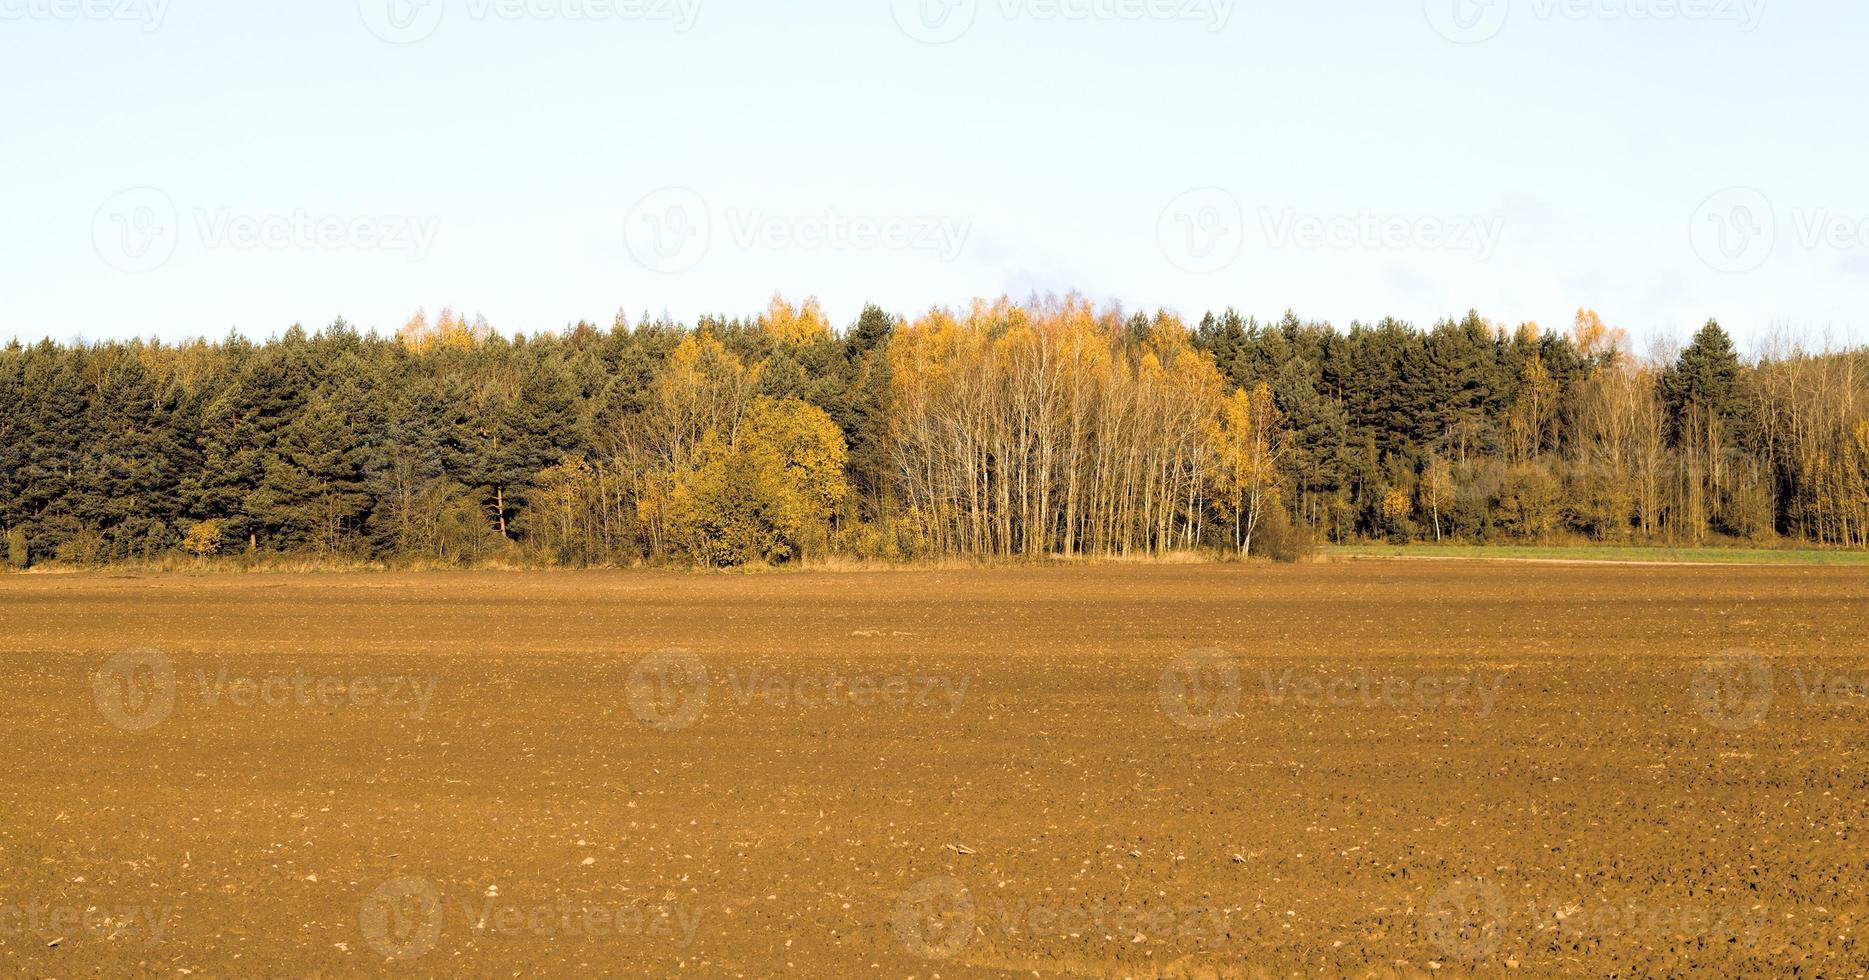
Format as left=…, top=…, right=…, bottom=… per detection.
left=398, top=306, right=491, bottom=351
left=181, top=519, right=225, bottom=557
left=667, top=397, right=850, bottom=566
left=624, top=330, right=765, bottom=556
left=762, top=294, right=832, bottom=347
left=1508, top=353, right=1557, bottom=461
left=1570, top=308, right=1627, bottom=360
left=1206, top=381, right=1287, bottom=556
left=1381, top=487, right=1413, bottom=526
left=741, top=396, right=850, bottom=554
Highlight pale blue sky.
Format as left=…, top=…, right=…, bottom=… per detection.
left=2, top=0, right=1865, bottom=350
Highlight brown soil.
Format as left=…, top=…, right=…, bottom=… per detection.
left=2, top=563, right=1865, bottom=976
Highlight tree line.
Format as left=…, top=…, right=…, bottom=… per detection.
left=3, top=295, right=1865, bottom=568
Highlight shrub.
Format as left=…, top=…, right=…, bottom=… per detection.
left=182, top=519, right=226, bottom=557
left=1255, top=507, right=1316, bottom=563
left=53, top=526, right=106, bottom=565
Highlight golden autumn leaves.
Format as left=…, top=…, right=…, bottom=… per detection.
left=609, top=293, right=1310, bottom=564
left=1207, top=382, right=1287, bottom=556
left=629, top=303, right=847, bottom=565
left=665, top=395, right=849, bottom=566
left=882, top=297, right=1294, bottom=559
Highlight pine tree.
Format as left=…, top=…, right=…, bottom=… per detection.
left=1660, top=319, right=1749, bottom=445
left=480, top=356, right=584, bottom=539
left=258, top=394, right=367, bottom=554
